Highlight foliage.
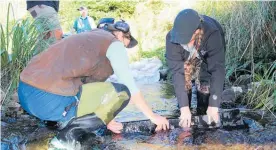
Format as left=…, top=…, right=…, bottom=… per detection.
left=194, top=1, right=276, bottom=82
left=243, top=62, right=276, bottom=111
left=59, top=0, right=138, bottom=32
left=1, top=3, right=39, bottom=105
left=133, top=46, right=166, bottom=66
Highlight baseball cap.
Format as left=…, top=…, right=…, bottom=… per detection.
left=97, top=18, right=115, bottom=29
left=107, top=20, right=138, bottom=48
left=77, top=6, right=87, bottom=11
left=170, top=9, right=202, bottom=44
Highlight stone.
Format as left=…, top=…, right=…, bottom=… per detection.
left=221, top=88, right=236, bottom=102
left=1, top=121, right=9, bottom=127
left=221, top=87, right=244, bottom=103
left=159, top=68, right=169, bottom=81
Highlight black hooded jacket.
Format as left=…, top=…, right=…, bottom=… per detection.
left=166, top=15, right=225, bottom=108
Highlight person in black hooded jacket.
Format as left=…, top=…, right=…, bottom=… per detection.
left=166, top=9, right=225, bottom=128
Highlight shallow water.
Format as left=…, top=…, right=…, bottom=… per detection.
left=1, top=83, right=276, bottom=150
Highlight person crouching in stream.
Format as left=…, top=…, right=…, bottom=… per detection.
left=18, top=20, right=169, bottom=147
left=166, top=9, right=226, bottom=128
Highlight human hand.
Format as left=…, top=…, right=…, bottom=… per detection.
left=107, top=119, right=123, bottom=134
left=206, top=106, right=220, bottom=124
left=150, top=114, right=169, bottom=131
left=179, top=106, right=192, bottom=128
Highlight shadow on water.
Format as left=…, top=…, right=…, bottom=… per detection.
left=1, top=83, right=276, bottom=150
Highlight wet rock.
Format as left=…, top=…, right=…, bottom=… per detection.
left=159, top=68, right=168, bottom=81
left=1, top=136, right=27, bottom=150
left=221, top=88, right=236, bottom=102
left=7, top=117, right=17, bottom=123
left=240, top=110, right=270, bottom=126
left=1, top=121, right=8, bottom=127
left=5, top=100, right=23, bottom=118
left=20, top=114, right=30, bottom=119
left=220, top=102, right=237, bottom=109
left=220, top=109, right=246, bottom=130
left=243, top=117, right=264, bottom=133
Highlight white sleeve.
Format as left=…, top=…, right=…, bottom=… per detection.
left=88, top=17, right=97, bottom=29
left=106, top=41, right=140, bottom=95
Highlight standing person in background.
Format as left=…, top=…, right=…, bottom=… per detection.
left=73, top=6, right=96, bottom=34
left=26, top=0, right=63, bottom=54
left=166, top=9, right=225, bottom=128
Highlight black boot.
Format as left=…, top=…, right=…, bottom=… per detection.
left=57, top=113, right=105, bottom=143
left=187, top=90, right=192, bottom=108
left=196, top=91, right=209, bottom=115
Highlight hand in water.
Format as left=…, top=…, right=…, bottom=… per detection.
left=150, top=114, right=169, bottom=131
left=206, top=106, right=220, bottom=124
left=107, top=119, right=123, bottom=134
left=179, top=106, right=192, bottom=128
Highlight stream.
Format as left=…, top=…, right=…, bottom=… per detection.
left=1, top=83, right=276, bottom=150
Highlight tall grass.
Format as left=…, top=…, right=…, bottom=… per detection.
left=195, top=1, right=276, bottom=81
left=243, top=62, right=276, bottom=111
left=1, top=3, right=39, bottom=105
left=196, top=1, right=276, bottom=111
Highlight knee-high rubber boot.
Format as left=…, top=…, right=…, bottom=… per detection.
left=196, top=91, right=209, bottom=115
left=57, top=113, right=105, bottom=143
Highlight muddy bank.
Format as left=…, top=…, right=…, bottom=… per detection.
left=1, top=83, right=276, bottom=150
left=2, top=111, right=275, bottom=150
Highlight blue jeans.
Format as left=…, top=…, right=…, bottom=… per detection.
left=18, top=81, right=80, bottom=122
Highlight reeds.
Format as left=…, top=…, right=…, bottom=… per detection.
left=1, top=3, right=39, bottom=105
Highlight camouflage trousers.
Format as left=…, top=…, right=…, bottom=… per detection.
left=184, top=57, right=210, bottom=94
left=77, top=82, right=130, bottom=124
left=184, top=57, right=210, bottom=114
left=28, top=5, right=63, bottom=55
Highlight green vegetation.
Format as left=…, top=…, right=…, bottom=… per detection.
left=0, top=1, right=275, bottom=112
left=133, top=46, right=166, bottom=66
left=1, top=3, right=39, bottom=105
left=243, top=62, right=276, bottom=111
left=59, top=0, right=138, bottom=32
left=198, top=1, right=276, bottom=111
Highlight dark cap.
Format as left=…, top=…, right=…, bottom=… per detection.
left=77, top=6, right=87, bottom=11
left=107, top=20, right=138, bottom=48
left=97, top=17, right=115, bottom=28
left=170, top=9, right=201, bottom=44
